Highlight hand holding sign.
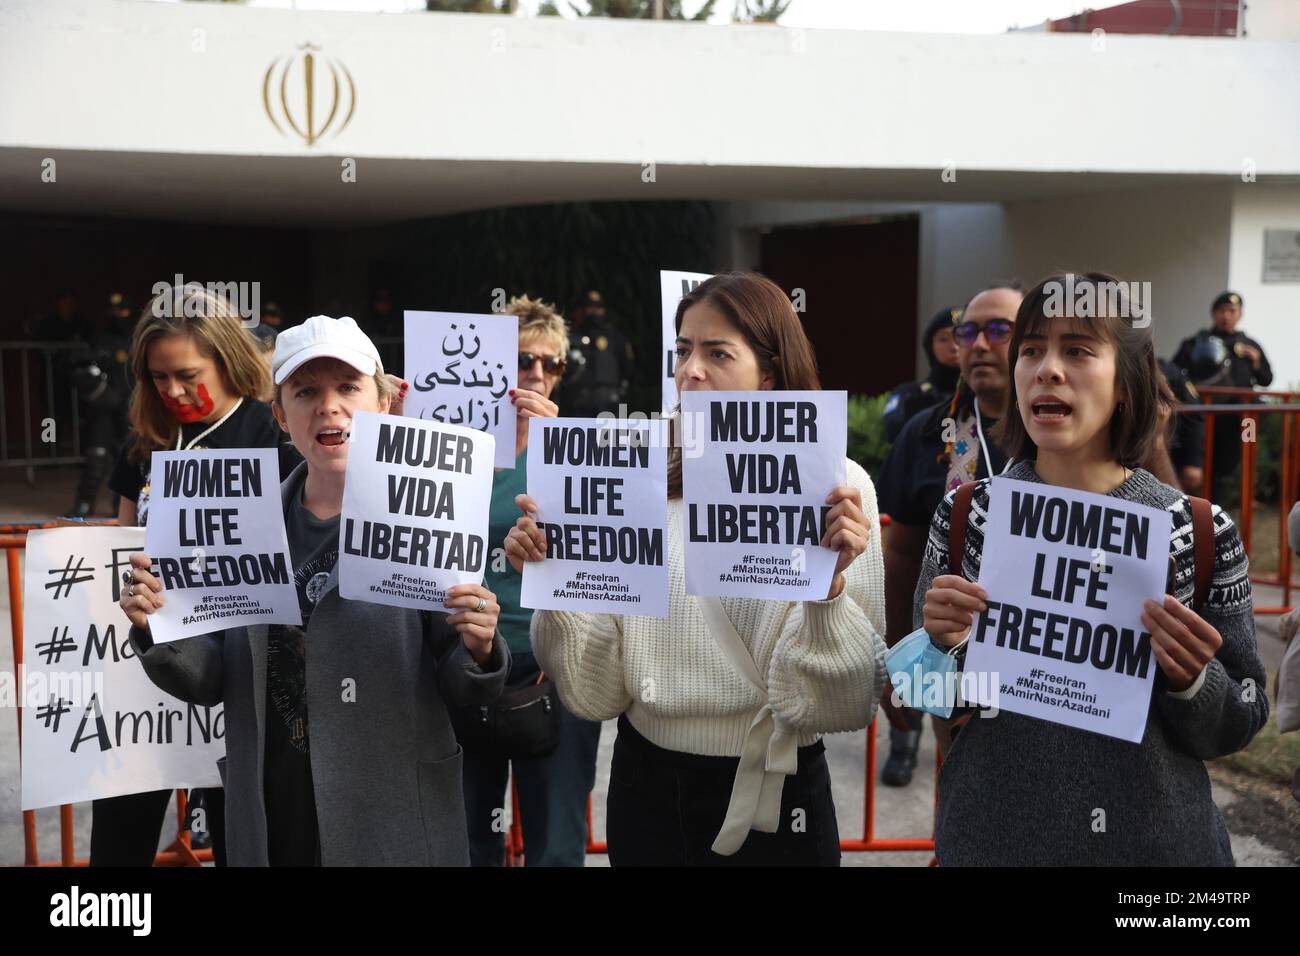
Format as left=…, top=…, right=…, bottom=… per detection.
left=386, top=375, right=411, bottom=417
left=1142, top=595, right=1222, bottom=692
left=923, top=575, right=990, bottom=647
left=510, top=387, right=559, bottom=421
left=962, top=478, right=1174, bottom=742
left=822, top=485, right=872, bottom=600
left=119, top=553, right=166, bottom=631
left=505, top=493, right=546, bottom=574
left=443, top=582, right=500, bottom=666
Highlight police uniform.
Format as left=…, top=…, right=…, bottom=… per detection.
left=67, top=294, right=133, bottom=517
left=881, top=307, right=962, bottom=443
left=564, top=290, right=633, bottom=418
left=1157, top=358, right=1205, bottom=478
left=1170, top=292, right=1272, bottom=504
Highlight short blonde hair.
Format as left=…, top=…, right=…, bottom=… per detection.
left=506, top=295, right=568, bottom=357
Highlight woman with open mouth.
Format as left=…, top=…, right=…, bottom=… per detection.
left=916, top=272, right=1269, bottom=866
left=119, top=314, right=507, bottom=866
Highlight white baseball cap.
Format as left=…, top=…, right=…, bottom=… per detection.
left=272, top=315, right=383, bottom=385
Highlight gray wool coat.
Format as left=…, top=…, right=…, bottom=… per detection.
left=128, top=463, right=509, bottom=866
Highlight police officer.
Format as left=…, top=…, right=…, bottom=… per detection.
left=1171, top=291, right=1272, bottom=505
left=65, top=292, right=133, bottom=518
left=563, top=289, right=633, bottom=418
left=881, top=307, right=962, bottom=442
left=249, top=301, right=284, bottom=349
left=1158, top=358, right=1206, bottom=495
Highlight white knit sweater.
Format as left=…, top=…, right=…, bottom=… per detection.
left=530, top=458, right=888, bottom=757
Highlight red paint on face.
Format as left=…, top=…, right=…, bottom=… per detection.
left=161, top=383, right=217, bottom=423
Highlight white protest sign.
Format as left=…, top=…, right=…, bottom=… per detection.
left=660, top=270, right=712, bottom=414
left=144, top=447, right=300, bottom=644
left=404, top=310, right=518, bottom=469
left=339, top=411, right=495, bottom=610
left=681, top=390, right=847, bottom=600
left=20, top=527, right=225, bottom=810
left=520, top=417, right=669, bottom=617
left=964, top=477, right=1173, bottom=743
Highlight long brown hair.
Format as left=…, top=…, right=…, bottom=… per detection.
left=993, top=272, right=1159, bottom=470
left=667, top=271, right=821, bottom=497
left=127, top=284, right=270, bottom=462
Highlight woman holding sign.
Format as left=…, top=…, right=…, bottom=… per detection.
left=119, top=315, right=508, bottom=866
left=508, top=272, right=887, bottom=866
left=459, top=295, right=604, bottom=867
left=917, top=273, right=1268, bottom=865
left=92, top=283, right=302, bottom=867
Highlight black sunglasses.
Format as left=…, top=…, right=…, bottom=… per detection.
left=953, top=317, right=1014, bottom=346
left=518, top=352, right=566, bottom=375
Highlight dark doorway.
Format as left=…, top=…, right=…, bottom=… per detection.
left=760, top=217, right=919, bottom=396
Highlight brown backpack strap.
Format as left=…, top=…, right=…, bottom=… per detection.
left=948, top=481, right=979, bottom=578
left=1188, top=495, right=1214, bottom=612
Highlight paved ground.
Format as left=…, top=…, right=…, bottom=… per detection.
left=1, top=468, right=1294, bottom=866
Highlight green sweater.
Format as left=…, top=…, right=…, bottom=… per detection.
left=486, top=448, right=532, bottom=656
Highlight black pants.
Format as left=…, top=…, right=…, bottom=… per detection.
left=606, top=715, right=840, bottom=867
left=75, top=404, right=127, bottom=504
left=90, top=788, right=226, bottom=866
left=1210, top=414, right=1243, bottom=507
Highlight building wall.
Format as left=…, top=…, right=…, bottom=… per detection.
left=3, top=0, right=1299, bottom=179
left=1227, top=184, right=1300, bottom=389
left=719, top=199, right=1008, bottom=379
left=722, top=185, right=1288, bottom=387
left=1001, top=185, right=1235, bottom=365
left=1245, top=0, right=1300, bottom=40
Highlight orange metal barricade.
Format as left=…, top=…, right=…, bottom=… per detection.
left=503, top=717, right=941, bottom=864
left=2, top=522, right=211, bottom=867
left=1186, top=388, right=1300, bottom=615
left=10, top=388, right=1296, bottom=867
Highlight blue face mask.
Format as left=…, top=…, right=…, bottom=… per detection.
left=885, top=626, right=968, bottom=719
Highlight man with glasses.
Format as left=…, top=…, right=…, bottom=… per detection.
left=873, top=284, right=1023, bottom=785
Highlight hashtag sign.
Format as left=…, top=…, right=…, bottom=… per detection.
left=45, top=554, right=94, bottom=599
left=35, top=698, right=72, bottom=733
left=35, top=626, right=77, bottom=664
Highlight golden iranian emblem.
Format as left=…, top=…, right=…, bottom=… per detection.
left=263, top=44, right=356, bottom=147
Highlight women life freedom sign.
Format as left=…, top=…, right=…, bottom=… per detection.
left=962, top=478, right=1173, bottom=742
left=520, top=417, right=669, bottom=617
left=144, top=448, right=300, bottom=643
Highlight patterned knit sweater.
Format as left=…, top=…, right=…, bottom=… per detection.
left=531, top=459, right=888, bottom=757
left=915, top=461, right=1268, bottom=866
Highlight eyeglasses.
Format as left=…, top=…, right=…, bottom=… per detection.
left=518, top=352, right=567, bottom=376
left=953, top=318, right=1014, bottom=346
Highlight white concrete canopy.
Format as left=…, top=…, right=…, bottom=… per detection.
left=2, top=0, right=1300, bottom=225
